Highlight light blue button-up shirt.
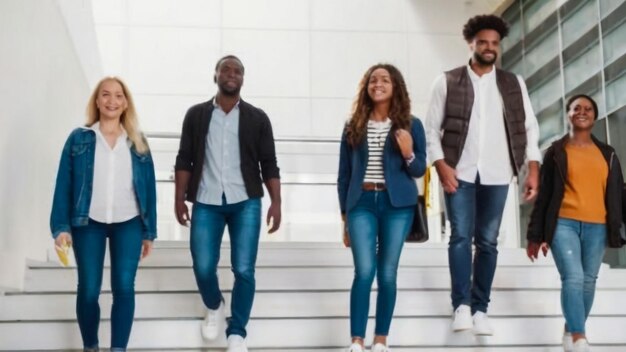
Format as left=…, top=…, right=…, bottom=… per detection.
left=196, top=99, right=248, bottom=205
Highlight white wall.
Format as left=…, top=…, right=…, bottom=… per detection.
left=91, top=0, right=498, bottom=138
left=0, top=0, right=96, bottom=289
left=90, top=0, right=518, bottom=243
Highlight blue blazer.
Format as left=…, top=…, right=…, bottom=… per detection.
left=337, top=117, right=427, bottom=214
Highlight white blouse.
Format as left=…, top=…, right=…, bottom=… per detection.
left=88, top=122, right=140, bottom=224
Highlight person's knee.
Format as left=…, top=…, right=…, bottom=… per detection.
left=232, top=263, right=255, bottom=283
left=562, top=272, right=584, bottom=287
left=354, top=264, right=376, bottom=284
left=376, top=267, right=398, bottom=288
left=77, top=281, right=101, bottom=303
left=192, top=255, right=220, bottom=279
left=449, top=234, right=471, bottom=250
left=474, top=237, right=498, bottom=253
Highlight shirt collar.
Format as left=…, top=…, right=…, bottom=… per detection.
left=213, top=96, right=241, bottom=112
left=466, top=63, right=496, bottom=82
left=90, top=121, right=128, bottom=139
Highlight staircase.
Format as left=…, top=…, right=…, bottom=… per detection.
left=2, top=242, right=626, bottom=351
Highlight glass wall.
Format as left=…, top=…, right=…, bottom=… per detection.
left=501, top=0, right=626, bottom=264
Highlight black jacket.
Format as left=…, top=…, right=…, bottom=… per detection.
left=175, top=99, right=280, bottom=202
left=527, top=134, right=625, bottom=248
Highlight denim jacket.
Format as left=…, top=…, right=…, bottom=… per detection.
left=50, top=127, right=157, bottom=240
left=338, top=117, right=427, bottom=214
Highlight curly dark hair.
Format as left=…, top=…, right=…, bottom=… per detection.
left=346, top=64, right=411, bottom=147
left=463, top=15, right=510, bottom=42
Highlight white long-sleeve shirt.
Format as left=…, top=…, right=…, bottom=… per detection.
left=425, top=65, right=542, bottom=185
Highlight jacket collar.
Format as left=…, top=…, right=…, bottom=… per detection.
left=552, top=133, right=614, bottom=163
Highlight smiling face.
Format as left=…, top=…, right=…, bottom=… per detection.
left=215, top=58, right=244, bottom=97
left=568, top=97, right=596, bottom=131
left=470, top=29, right=501, bottom=66
left=367, top=68, right=393, bottom=105
left=95, top=79, right=128, bottom=121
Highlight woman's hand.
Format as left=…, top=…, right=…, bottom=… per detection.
left=526, top=241, right=549, bottom=262
left=141, top=240, right=153, bottom=259
left=55, top=232, right=72, bottom=248
left=395, top=129, right=414, bottom=159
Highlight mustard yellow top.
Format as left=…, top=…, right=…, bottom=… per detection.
left=558, top=143, right=608, bottom=224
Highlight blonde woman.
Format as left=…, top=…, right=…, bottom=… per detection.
left=50, top=77, right=157, bottom=352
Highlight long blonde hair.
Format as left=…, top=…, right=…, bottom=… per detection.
left=85, top=77, right=149, bottom=154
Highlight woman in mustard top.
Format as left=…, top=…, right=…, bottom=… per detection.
left=526, top=94, right=624, bottom=352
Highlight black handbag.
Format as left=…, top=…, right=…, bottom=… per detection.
left=406, top=195, right=429, bottom=243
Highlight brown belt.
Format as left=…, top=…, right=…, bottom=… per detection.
left=362, top=182, right=386, bottom=191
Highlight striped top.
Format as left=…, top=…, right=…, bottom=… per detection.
left=364, top=118, right=392, bottom=183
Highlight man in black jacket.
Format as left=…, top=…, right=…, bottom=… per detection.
left=174, top=55, right=281, bottom=352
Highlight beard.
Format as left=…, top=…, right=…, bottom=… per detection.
left=218, top=82, right=241, bottom=96
left=474, top=51, right=497, bottom=66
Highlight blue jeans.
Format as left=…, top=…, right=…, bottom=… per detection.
left=190, top=197, right=261, bottom=338
left=551, top=218, right=607, bottom=334
left=72, top=216, right=143, bottom=351
left=444, top=178, right=509, bottom=313
left=347, top=190, right=413, bottom=338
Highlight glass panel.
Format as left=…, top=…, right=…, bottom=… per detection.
left=530, top=74, right=562, bottom=113
left=524, top=0, right=557, bottom=33
left=509, top=58, right=525, bottom=77
left=525, top=31, right=559, bottom=77
left=591, top=118, right=607, bottom=142
left=600, top=0, right=623, bottom=18
left=561, top=0, right=598, bottom=48
left=603, top=22, right=626, bottom=65
left=591, top=89, right=607, bottom=119
left=503, top=20, right=523, bottom=52
left=538, top=106, right=565, bottom=145
left=564, top=43, right=602, bottom=91
left=606, top=73, right=626, bottom=113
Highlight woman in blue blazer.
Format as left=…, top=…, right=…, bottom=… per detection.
left=338, top=64, right=426, bottom=352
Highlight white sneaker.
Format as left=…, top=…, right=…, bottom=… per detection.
left=226, top=335, right=248, bottom=352
left=347, top=343, right=364, bottom=352
left=201, top=301, right=225, bottom=341
left=371, top=343, right=391, bottom=352
left=563, top=332, right=574, bottom=351
left=451, top=304, right=473, bottom=331
left=572, top=338, right=590, bottom=352
left=472, top=311, right=493, bottom=336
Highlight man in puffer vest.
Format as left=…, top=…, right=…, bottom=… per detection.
left=425, top=14, right=541, bottom=336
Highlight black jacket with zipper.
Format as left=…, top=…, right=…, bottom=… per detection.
left=527, top=134, right=625, bottom=248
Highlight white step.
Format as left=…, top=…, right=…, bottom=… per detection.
left=43, top=244, right=555, bottom=268
left=3, top=289, right=626, bottom=321
left=6, top=244, right=626, bottom=351
left=2, top=316, right=626, bottom=350
left=27, top=264, right=606, bottom=293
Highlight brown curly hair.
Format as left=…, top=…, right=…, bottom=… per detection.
left=463, top=14, right=509, bottom=42
left=346, top=64, right=411, bottom=147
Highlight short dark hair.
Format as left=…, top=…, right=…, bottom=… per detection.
left=214, top=55, right=245, bottom=74
left=463, top=15, right=510, bottom=42
left=566, top=94, right=599, bottom=120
